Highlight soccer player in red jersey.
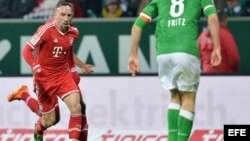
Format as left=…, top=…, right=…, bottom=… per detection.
left=21, top=1, right=89, bottom=140
left=8, top=52, right=92, bottom=140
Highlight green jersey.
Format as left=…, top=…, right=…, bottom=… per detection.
left=138, top=0, right=217, bottom=57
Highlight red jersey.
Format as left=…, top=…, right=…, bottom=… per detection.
left=68, top=48, right=81, bottom=84
left=27, top=19, right=79, bottom=80
left=68, top=48, right=75, bottom=69
left=198, top=26, right=240, bottom=73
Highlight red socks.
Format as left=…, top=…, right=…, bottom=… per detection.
left=68, top=114, right=82, bottom=140
left=25, top=96, right=41, bottom=116
left=21, top=92, right=30, bottom=101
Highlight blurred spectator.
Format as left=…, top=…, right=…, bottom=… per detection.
left=120, top=0, right=129, bottom=13
left=23, top=0, right=58, bottom=20
left=245, top=0, right=250, bottom=15
left=0, top=0, right=37, bottom=18
left=70, top=0, right=84, bottom=17
left=137, top=0, right=151, bottom=16
left=0, top=0, right=11, bottom=18
left=120, top=0, right=141, bottom=17
left=214, top=0, right=227, bottom=11
left=24, top=0, right=84, bottom=20
left=224, top=0, right=248, bottom=16
left=101, top=0, right=127, bottom=18
left=198, top=11, right=240, bottom=73
left=83, top=0, right=103, bottom=17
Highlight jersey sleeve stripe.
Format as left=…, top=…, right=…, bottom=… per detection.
left=139, top=13, right=152, bottom=23
left=70, top=26, right=79, bottom=33
left=71, top=67, right=77, bottom=72
left=27, top=42, right=35, bottom=49
left=36, top=24, right=54, bottom=38
left=203, top=5, right=215, bottom=12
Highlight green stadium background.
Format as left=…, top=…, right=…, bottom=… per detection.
left=0, top=18, right=249, bottom=76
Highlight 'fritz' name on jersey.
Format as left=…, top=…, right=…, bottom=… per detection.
left=167, top=18, right=186, bottom=27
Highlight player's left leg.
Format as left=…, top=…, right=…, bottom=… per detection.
left=34, top=106, right=60, bottom=141
left=178, top=91, right=196, bottom=141
left=64, top=92, right=82, bottom=140
left=79, top=94, right=88, bottom=141
left=7, top=85, right=41, bottom=116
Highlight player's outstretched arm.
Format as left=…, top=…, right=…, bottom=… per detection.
left=73, top=53, right=93, bottom=74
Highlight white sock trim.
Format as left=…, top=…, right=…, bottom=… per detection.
left=70, top=114, right=82, bottom=117
left=168, top=103, right=181, bottom=110
left=179, top=109, right=194, bottom=121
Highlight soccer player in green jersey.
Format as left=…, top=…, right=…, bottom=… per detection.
left=128, top=0, right=222, bottom=141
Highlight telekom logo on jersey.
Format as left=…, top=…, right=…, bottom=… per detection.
left=53, top=46, right=63, bottom=57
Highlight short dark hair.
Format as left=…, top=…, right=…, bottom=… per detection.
left=56, top=0, right=74, bottom=13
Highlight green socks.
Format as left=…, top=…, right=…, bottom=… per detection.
left=167, top=104, right=194, bottom=141
left=178, top=109, right=194, bottom=141
left=167, top=103, right=181, bottom=141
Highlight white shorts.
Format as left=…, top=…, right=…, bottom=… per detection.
left=157, top=53, right=201, bottom=92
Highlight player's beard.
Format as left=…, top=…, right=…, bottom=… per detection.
left=61, top=24, right=69, bottom=33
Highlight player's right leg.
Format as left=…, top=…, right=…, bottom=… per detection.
left=34, top=107, right=60, bottom=141
left=7, top=85, right=41, bottom=116
left=173, top=53, right=200, bottom=141
left=34, top=83, right=61, bottom=141
left=178, top=91, right=196, bottom=141
left=157, top=54, right=181, bottom=141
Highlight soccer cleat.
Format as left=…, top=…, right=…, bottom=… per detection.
left=34, top=132, right=43, bottom=141
left=34, top=124, right=43, bottom=141
left=7, top=85, right=28, bottom=102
